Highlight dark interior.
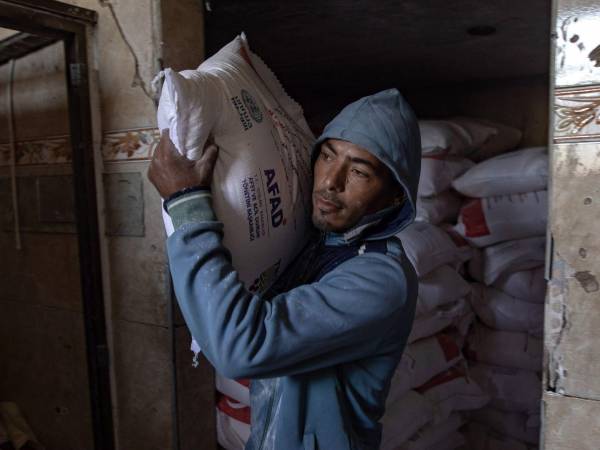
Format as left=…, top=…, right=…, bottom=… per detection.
left=205, top=0, right=552, bottom=131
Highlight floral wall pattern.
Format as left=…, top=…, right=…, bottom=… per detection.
left=0, top=127, right=160, bottom=166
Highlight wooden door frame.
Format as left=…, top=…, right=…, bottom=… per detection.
left=0, top=1, right=114, bottom=449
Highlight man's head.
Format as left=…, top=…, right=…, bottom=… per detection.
left=310, top=89, right=421, bottom=237
left=312, top=138, right=403, bottom=232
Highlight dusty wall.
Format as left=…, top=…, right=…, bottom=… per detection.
left=0, top=1, right=213, bottom=449
left=543, top=0, right=600, bottom=448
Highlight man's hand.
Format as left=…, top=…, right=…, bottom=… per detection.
left=147, top=129, right=219, bottom=198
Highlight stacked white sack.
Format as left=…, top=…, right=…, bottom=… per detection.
left=451, top=147, right=548, bottom=448
left=380, top=222, right=489, bottom=450
left=397, top=222, right=475, bottom=343
left=216, top=395, right=251, bottom=450
left=416, top=118, right=522, bottom=225
left=452, top=147, right=548, bottom=249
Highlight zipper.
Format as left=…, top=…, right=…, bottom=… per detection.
left=257, top=386, right=277, bottom=450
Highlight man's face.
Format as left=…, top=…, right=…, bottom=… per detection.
left=312, top=138, right=399, bottom=233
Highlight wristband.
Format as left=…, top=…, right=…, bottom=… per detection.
left=163, top=185, right=210, bottom=213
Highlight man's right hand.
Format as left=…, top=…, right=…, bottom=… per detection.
left=147, top=129, right=219, bottom=198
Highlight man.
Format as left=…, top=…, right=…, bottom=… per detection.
left=148, top=88, right=421, bottom=450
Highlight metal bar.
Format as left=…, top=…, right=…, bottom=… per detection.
left=63, top=30, right=116, bottom=450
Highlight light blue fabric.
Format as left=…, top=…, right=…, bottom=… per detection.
left=166, top=88, right=421, bottom=450
left=313, top=88, right=421, bottom=237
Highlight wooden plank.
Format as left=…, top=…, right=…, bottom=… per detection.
left=0, top=32, right=58, bottom=65
left=543, top=392, right=600, bottom=450
left=1, top=0, right=97, bottom=24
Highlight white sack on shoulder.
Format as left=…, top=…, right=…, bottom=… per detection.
left=452, top=147, right=548, bottom=197
left=418, top=157, right=474, bottom=197
left=157, top=34, right=314, bottom=295
left=381, top=390, right=434, bottom=450
left=157, top=35, right=314, bottom=355
left=493, top=267, right=546, bottom=302
left=389, top=333, right=463, bottom=402
left=466, top=324, right=542, bottom=372
left=471, top=237, right=546, bottom=286
left=416, top=191, right=462, bottom=225
left=469, top=363, right=541, bottom=414
left=397, top=222, right=472, bottom=277
left=469, top=284, right=544, bottom=337
left=454, top=191, right=547, bottom=248
left=417, top=265, right=471, bottom=316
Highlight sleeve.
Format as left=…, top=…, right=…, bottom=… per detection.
left=166, top=192, right=416, bottom=379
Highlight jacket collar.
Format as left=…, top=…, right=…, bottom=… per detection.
left=323, top=200, right=413, bottom=246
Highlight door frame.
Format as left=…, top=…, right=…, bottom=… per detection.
left=0, top=1, right=114, bottom=449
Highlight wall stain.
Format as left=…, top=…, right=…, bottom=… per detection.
left=574, top=270, right=599, bottom=293
left=589, top=44, right=600, bottom=67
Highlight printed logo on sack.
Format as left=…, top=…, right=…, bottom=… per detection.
left=264, top=169, right=286, bottom=228
left=241, top=89, right=263, bottom=123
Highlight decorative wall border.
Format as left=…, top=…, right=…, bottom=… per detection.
left=101, top=127, right=160, bottom=162
left=0, top=127, right=159, bottom=166
left=0, top=135, right=71, bottom=165
left=554, top=85, right=600, bottom=143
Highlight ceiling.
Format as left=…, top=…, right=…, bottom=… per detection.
left=205, top=0, right=552, bottom=119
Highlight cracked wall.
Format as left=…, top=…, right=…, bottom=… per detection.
left=543, top=0, right=600, bottom=447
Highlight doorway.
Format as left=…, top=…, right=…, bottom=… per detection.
left=0, top=1, right=113, bottom=449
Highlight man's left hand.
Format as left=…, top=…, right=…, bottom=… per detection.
left=147, top=129, right=219, bottom=198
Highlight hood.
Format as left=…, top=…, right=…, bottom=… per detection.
left=313, top=88, right=421, bottom=242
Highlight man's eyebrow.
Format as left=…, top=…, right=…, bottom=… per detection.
left=349, top=156, right=377, bottom=171
left=324, top=142, right=337, bottom=153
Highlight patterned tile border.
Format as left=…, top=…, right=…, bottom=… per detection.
left=0, top=135, right=71, bottom=166
left=0, top=127, right=159, bottom=166
left=101, top=127, right=160, bottom=162
left=554, top=85, right=600, bottom=143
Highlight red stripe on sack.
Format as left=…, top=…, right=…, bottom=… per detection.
left=217, top=395, right=251, bottom=425
left=460, top=199, right=490, bottom=238
left=236, top=379, right=251, bottom=388
left=416, top=367, right=465, bottom=394
left=436, top=334, right=460, bottom=362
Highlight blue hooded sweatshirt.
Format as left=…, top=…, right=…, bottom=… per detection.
left=165, top=88, right=421, bottom=450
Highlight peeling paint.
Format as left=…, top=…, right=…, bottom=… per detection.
left=546, top=257, right=569, bottom=391
left=574, top=270, right=599, bottom=292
